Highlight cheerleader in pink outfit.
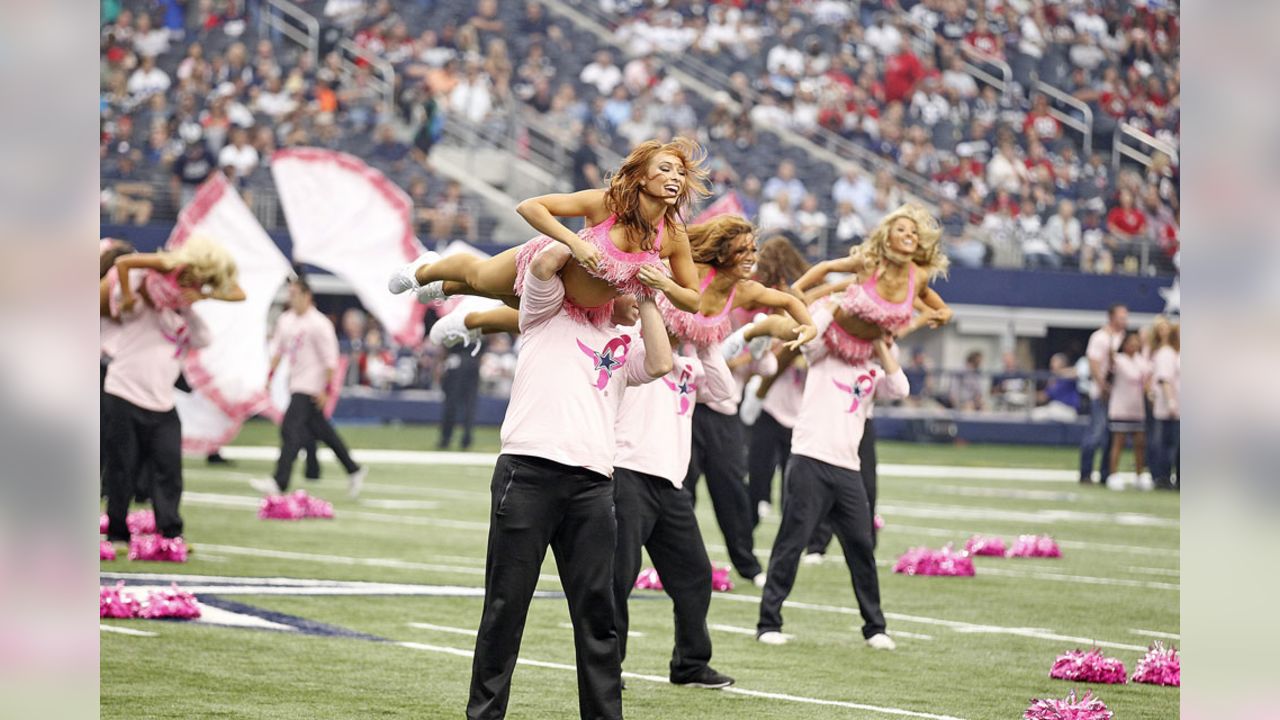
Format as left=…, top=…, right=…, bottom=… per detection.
left=100, top=235, right=247, bottom=320
left=388, top=138, right=710, bottom=325
left=1107, top=331, right=1153, bottom=481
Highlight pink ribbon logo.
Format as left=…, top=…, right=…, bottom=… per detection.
left=661, top=361, right=698, bottom=415
left=577, top=335, right=632, bottom=390
left=832, top=369, right=877, bottom=413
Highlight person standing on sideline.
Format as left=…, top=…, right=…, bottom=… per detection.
left=438, top=340, right=482, bottom=450
left=252, top=276, right=367, bottom=499
left=1149, top=319, right=1180, bottom=489
left=756, top=306, right=907, bottom=650
left=467, top=243, right=672, bottom=720
left=1079, top=303, right=1127, bottom=483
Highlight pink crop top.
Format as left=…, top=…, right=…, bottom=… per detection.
left=836, top=263, right=916, bottom=332
left=657, top=266, right=737, bottom=348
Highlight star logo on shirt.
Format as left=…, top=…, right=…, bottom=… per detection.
left=594, top=349, right=622, bottom=373
left=577, top=335, right=632, bottom=390
left=662, top=362, right=698, bottom=415
left=832, top=370, right=877, bottom=413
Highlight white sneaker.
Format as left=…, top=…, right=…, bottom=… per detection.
left=801, top=552, right=824, bottom=566
left=414, top=280, right=447, bottom=304
left=866, top=633, right=896, bottom=651
left=752, top=572, right=767, bottom=588
left=757, top=631, right=788, bottom=646
left=430, top=296, right=498, bottom=355
left=1136, top=472, right=1155, bottom=491
left=1105, top=474, right=1127, bottom=491
left=388, top=251, right=440, bottom=294
left=348, top=466, right=367, bottom=499
left=747, top=313, right=771, bottom=359
left=250, top=477, right=281, bottom=495
left=720, top=326, right=749, bottom=360
left=739, top=376, right=764, bottom=426
left=757, top=500, right=773, bottom=520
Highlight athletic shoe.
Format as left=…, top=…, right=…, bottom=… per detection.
left=1136, top=472, right=1154, bottom=491
left=866, top=633, right=896, bottom=651
left=739, top=376, right=764, bottom=426
left=414, top=280, right=446, bottom=304
left=1105, top=474, right=1127, bottom=491
left=752, top=572, right=767, bottom=588
left=757, top=500, right=772, bottom=520
left=387, top=251, right=439, bottom=294
left=757, top=631, right=788, bottom=646
left=720, top=325, right=749, bottom=360
left=429, top=296, right=500, bottom=354
left=206, top=452, right=234, bottom=466
left=747, top=313, right=771, bottom=359
left=671, top=666, right=735, bottom=689
left=348, top=466, right=368, bottom=500
left=249, top=477, right=281, bottom=495
left=801, top=552, right=825, bottom=566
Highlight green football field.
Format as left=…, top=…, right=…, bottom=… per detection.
left=101, top=420, right=1179, bottom=719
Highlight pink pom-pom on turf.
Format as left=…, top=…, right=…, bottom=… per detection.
left=127, top=510, right=157, bottom=535
left=965, top=534, right=1008, bottom=556
left=100, top=582, right=140, bottom=618
left=128, top=534, right=189, bottom=562
left=1131, top=642, right=1180, bottom=686
left=893, top=544, right=975, bottom=576
left=292, top=489, right=335, bottom=519
left=711, top=566, right=734, bottom=592
left=1049, top=649, right=1128, bottom=684
left=1023, top=690, right=1112, bottom=720
left=1006, top=535, right=1062, bottom=558
left=139, top=583, right=202, bottom=619
left=100, top=513, right=108, bottom=534
left=634, top=567, right=664, bottom=591
left=874, top=514, right=885, bottom=530
left=259, top=494, right=305, bottom=520
left=100, top=540, right=116, bottom=561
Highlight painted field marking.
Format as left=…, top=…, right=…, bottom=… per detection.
left=893, top=631, right=935, bottom=640
left=709, top=623, right=777, bottom=638
left=926, top=485, right=1081, bottom=502
left=186, top=468, right=488, bottom=500
left=358, top=499, right=442, bottom=510
left=1127, top=566, right=1180, bottom=577
left=408, top=622, right=476, bottom=637
left=100, top=624, right=158, bottom=637
left=181, top=492, right=489, bottom=531
left=878, top=501, right=1178, bottom=529
left=195, top=543, right=560, bottom=583
left=885, top=523, right=1177, bottom=558
left=974, top=566, right=1178, bottom=592
left=396, top=641, right=968, bottom=720
left=1130, top=629, right=1180, bottom=640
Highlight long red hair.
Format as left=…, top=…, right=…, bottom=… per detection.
left=603, top=137, right=711, bottom=251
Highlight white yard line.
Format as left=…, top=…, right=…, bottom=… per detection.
left=100, top=624, right=158, bottom=637
left=1129, top=629, right=1180, bottom=640
left=396, top=641, right=967, bottom=720
left=181, top=492, right=490, bottom=531
left=408, top=622, right=476, bottom=637
left=196, top=544, right=560, bottom=583
left=878, top=501, right=1178, bottom=529
left=1126, top=566, right=1180, bottom=577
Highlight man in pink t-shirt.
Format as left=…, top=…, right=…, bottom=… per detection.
left=102, top=272, right=212, bottom=544
left=756, top=308, right=908, bottom=651
left=1079, top=303, right=1127, bottom=482
left=467, top=244, right=672, bottom=720
left=254, top=277, right=366, bottom=498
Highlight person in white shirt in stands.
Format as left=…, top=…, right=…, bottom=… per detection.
left=127, top=55, right=171, bottom=102
left=578, top=50, right=623, bottom=96
left=217, top=127, right=259, bottom=185
left=466, top=242, right=672, bottom=720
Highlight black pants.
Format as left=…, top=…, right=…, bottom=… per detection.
left=1151, top=418, right=1180, bottom=488
left=1079, top=401, right=1111, bottom=480
left=468, top=455, right=621, bottom=720
left=613, top=468, right=713, bottom=682
left=440, top=363, right=480, bottom=449
left=273, top=393, right=359, bottom=492
left=102, top=393, right=184, bottom=541
left=747, top=410, right=792, bottom=528
left=684, top=403, right=762, bottom=579
left=759, top=455, right=885, bottom=639
left=807, top=418, right=878, bottom=553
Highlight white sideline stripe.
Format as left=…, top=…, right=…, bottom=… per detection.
left=222, top=446, right=1066, bottom=484
left=893, top=631, right=935, bottom=640
left=396, top=642, right=967, bottom=720
left=198, top=544, right=561, bottom=583
left=182, top=492, right=490, bottom=531
left=187, top=468, right=488, bottom=500
left=886, top=523, right=1176, bottom=558
left=974, top=567, right=1179, bottom=592
left=558, top=622, right=643, bottom=637
left=879, top=501, right=1178, bottom=528
left=359, top=499, right=443, bottom=510
left=709, top=623, right=775, bottom=637
left=100, top=624, right=158, bottom=637
left=1127, top=566, right=1180, bottom=577
left=711, top=594, right=1149, bottom=652
left=928, top=485, right=1080, bottom=501
left=409, top=622, right=476, bottom=637
left=1130, top=629, right=1180, bottom=640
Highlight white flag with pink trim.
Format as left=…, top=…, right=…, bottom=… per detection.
left=692, top=191, right=745, bottom=224
left=168, top=173, right=292, bottom=454
left=270, top=148, right=428, bottom=346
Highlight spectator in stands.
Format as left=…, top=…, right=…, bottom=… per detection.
left=338, top=308, right=367, bottom=387
left=616, top=103, right=657, bottom=148
left=1044, top=199, right=1082, bottom=270
left=128, top=55, right=172, bottom=102
left=902, top=348, right=937, bottom=408
left=519, top=1, right=550, bottom=39
left=171, top=139, right=216, bottom=208
left=832, top=165, right=875, bottom=216
left=941, top=55, right=979, bottom=99
left=449, top=61, right=495, bottom=125
left=757, top=190, right=795, bottom=233
left=579, top=49, right=622, bottom=96
left=963, top=15, right=1003, bottom=59
left=763, top=160, right=806, bottom=210
left=102, top=145, right=155, bottom=226
left=1018, top=197, right=1056, bottom=269
left=217, top=126, right=259, bottom=185
left=991, top=351, right=1032, bottom=410
left=952, top=350, right=987, bottom=412
left=1107, top=188, right=1148, bottom=251
left=370, top=124, right=410, bottom=174
left=883, top=37, right=925, bottom=104
left=572, top=126, right=604, bottom=190
left=986, top=139, right=1028, bottom=195
left=1023, top=94, right=1063, bottom=146
left=738, top=176, right=763, bottom=221
left=430, top=180, right=477, bottom=242
left=1080, top=303, right=1127, bottom=483
left=132, top=12, right=171, bottom=59
left=1030, top=353, right=1081, bottom=422
left=947, top=226, right=989, bottom=269
left=833, top=202, right=867, bottom=250
left=794, top=194, right=830, bottom=257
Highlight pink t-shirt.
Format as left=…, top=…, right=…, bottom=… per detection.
left=1107, top=352, right=1151, bottom=422
left=615, top=346, right=735, bottom=487
left=501, top=269, right=657, bottom=477
left=1086, top=327, right=1123, bottom=399
left=103, top=301, right=211, bottom=412
left=271, top=307, right=340, bottom=396
left=790, top=314, right=909, bottom=472
left=762, top=363, right=807, bottom=429
left=1151, top=346, right=1180, bottom=420
left=704, top=351, right=778, bottom=416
